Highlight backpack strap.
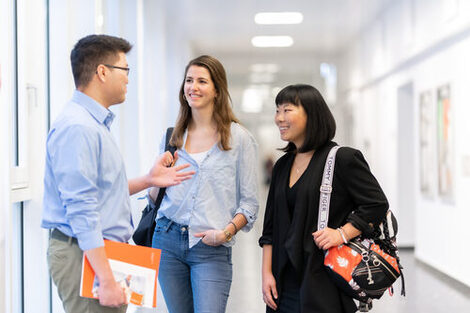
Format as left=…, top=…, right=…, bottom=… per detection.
left=154, top=127, right=175, bottom=205
left=165, top=127, right=176, bottom=155
left=317, top=145, right=341, bottom=230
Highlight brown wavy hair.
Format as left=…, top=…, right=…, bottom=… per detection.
left=171, top=55, right=239, bottom=151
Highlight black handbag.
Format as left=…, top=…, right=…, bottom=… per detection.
left=318, top=146, right=405, bottom=312
left=132, top=127, right=176, bottom=247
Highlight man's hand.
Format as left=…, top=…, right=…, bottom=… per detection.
left=96, top=280, right=127, bottom=307
left=147, top=151, right=195, bottom=188
left=85, top=247, right=127, bottom=307
left=128, top=151, right=195, bottom=195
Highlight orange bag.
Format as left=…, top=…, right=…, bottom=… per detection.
left=318, top=147, right=404, bottom=311
left=324, top=238, right=402, bottom=302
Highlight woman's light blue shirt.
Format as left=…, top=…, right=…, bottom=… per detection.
left=154, top=123, right=259, bottom=248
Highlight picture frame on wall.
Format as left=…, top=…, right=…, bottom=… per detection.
left=419, top=90, right=435, bottom=198
left=436, top=84, right=454, bottom=202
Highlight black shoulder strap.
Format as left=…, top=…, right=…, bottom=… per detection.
left=154, top=127, right=175, bottom=205
left=165, top=127, right=175, bottom=154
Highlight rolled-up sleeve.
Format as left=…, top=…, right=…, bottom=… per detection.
left=258, top=173, right=276, bottom=246
left=49, top=125, right=104, bottom=250
left=236, top=131, right=259, bottom=231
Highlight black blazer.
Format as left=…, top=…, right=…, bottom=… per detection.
left=259, top=142, right=389, bottom=313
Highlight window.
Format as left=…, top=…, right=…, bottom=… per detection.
left=10, top=0, right=32, bottom=203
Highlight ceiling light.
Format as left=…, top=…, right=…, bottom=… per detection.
left=242, top=85, right=271, bottom=113
left=250, top=72, right=274, bottom=84
left=251, top=36, right=293, bottom=48
left=250, top=63, right=280, bottom=73
left=242, top=88, right=264, bottom=113
left=255, top=12, right=303, bottom=25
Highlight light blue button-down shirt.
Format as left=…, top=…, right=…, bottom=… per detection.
left=41, top=90, right=133, bottom=251
left=154, top=123, right=259, bottom=248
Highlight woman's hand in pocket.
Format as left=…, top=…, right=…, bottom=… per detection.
left=194, top=229, right=225, bottom=246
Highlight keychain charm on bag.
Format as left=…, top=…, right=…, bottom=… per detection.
left=317, top=146, right=405, bottom=312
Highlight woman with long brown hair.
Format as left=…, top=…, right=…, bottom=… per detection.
left=148, top=55, right=259, bottom=313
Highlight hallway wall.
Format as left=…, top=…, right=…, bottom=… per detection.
left=338, top=0, right=470, bottom=287
left=1, top=0, right=193, bottom=312
left=0, top=0, right=13, bottom=310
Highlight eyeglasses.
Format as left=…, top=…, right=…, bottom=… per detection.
left=103, top=64, right=130, bottom=75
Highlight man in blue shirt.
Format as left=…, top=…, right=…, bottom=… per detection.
left=42, top=34, right=193, bottom=313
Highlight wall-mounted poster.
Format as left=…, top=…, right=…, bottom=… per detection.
left=419, top=90, right=434, bottom=198
left=437, top=84, right=454, bottom=202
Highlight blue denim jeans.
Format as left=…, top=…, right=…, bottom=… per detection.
left=152, top=217, right=233, bottom=313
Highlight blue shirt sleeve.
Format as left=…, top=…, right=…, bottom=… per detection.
left=235, top=130, right=259, bottom=231
left=48, top=124, right=104, bottom=250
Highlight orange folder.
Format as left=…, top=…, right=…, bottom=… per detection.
left=80, top=240, right=161, bottom=308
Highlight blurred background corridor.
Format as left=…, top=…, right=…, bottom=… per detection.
left=1, top=0, right=470, bottom=312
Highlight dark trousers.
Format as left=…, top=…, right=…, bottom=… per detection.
left=267, top=261, right=301, bottom=313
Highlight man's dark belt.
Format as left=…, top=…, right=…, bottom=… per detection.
left=51, top=228, right=78, bottom=244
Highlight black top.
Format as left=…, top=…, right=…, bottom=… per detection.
left=259, top=142, right=389, bottom=313
left=286, top=172, right=303, bottom=220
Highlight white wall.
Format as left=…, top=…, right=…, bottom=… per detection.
left=20, top=0, right=51, bottom=310
left=0, top=0, right=14, bottom=310
left=0, top=0, right=51, bottom=312
left=338, top=0, right=470, bottom=287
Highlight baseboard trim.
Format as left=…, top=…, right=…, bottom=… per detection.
left=415, top=258, right=470, bottom=297
left=397, top=245, right=414, bottom=251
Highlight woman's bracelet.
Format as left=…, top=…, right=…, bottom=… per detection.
left=340, top=226, right=350, bottom=241
left=337, top=227, right=348, bottom=244
left=229, top=221, right=238, bottom=233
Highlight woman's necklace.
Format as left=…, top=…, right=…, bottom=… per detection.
left=293, top=152, right=313, bottom=175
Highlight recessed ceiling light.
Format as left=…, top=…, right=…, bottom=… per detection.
left=255, top=12, right=303, bottom=25
left=250, top=72, right=275, bottom=84
left=242, top=85, right=270, bottom=113
left=250, top=63, right=280, bottom=73
left=251, top=36, right=293, bottom=48
left=242, top=88, right=264, bottom=113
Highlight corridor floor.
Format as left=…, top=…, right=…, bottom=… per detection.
left=136, top=212, right=470, bottom=313
left=226, top=223, right=470, bottom=313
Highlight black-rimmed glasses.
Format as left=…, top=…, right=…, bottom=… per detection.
left=103, top=64, right=130, bottom=75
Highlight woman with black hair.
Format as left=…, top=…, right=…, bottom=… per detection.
left=259, top=84, right=388, bottom=312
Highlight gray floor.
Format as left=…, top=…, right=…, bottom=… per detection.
left=230, top=227, right=470, bottom=313
left=133, top=189, right=470, bottom=312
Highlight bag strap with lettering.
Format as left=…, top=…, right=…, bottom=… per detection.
left=317, top=145, right=341, bottom=230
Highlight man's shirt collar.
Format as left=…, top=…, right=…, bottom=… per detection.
left=72, top=90, right=115, bottom=129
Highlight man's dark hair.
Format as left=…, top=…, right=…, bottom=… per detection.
left=275, top=84, right=336, bottom=153
left=70, top=34, right=132, bottom=88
